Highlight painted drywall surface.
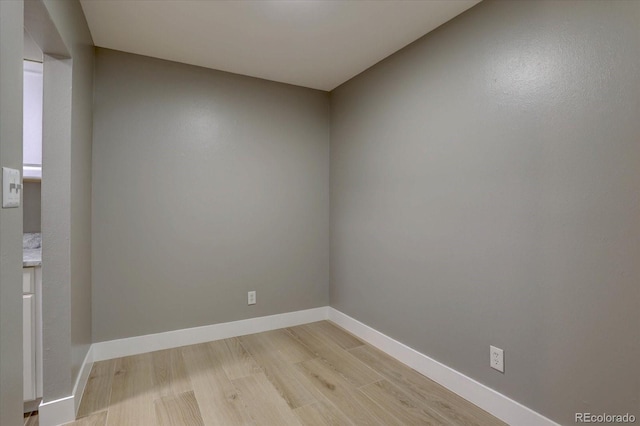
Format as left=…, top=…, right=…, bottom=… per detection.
left=40, top=0, right=94, bottom=401
left=92, top=49, right=330, bottom=342
left=23, top=29, right=43, bottom=63
left=41, top=54, right=73, bottom=402
left=23, top=182, right=41, bottom=233
left=330, top=1, right=640, bottom=424
left=0, top=1, right=25, bottom=424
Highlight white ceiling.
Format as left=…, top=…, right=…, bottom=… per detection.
left=79, top=0, right=480, bottom=91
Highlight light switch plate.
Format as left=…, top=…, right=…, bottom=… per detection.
left=2, top=167, right=21, bottom=208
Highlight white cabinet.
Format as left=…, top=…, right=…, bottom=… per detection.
left=23, top=294, right=36, bottom=402
left=22, top=267, right=42, bottom=404
left=23, top=60, right=43, bottom=181
left=22, top=268, right=34, bottom=293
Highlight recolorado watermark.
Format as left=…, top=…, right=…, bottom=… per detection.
left=576, top=413, right=636, bottom=423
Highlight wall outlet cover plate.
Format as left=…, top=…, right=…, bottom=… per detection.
left=2, top=167, right=21, bottom=208
left=490, top=345, right=504, bottom=373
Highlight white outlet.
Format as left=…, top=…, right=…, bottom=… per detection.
left=248, top=291, right=256, bottom=305
left=490, top=345, right=504, bottom=372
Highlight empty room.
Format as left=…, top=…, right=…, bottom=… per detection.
left=0, top=0, right=638, bottom=425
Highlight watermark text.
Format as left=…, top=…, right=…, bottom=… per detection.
left=576, top=413, right=636, bottom=423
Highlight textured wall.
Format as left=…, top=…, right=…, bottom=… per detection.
left=92, top=49, right=330, bottom=341
left=330, top=1, right=640, bottom=424
left=40, top=0, right=94, bottom=401
left=0, top=1, right=25, bottom=424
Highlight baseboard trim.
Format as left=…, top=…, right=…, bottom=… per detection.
left=38, top=395, right=74, bottom=426
left=92, top=306, right=329, bottom=362
left=328, top=308, right=558, bottom=426
left=42, top=306, right=557, bottom=425
left=73, top=346, right=94, bottom=415
left=24, top=399, right=41, bottom=414
left=39, top=307, right=328, bottom=425
left=38, top=345, right=94, bottom=426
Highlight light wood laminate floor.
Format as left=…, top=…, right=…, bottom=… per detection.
left=24, top=411, right=39, bottom=426
left=67, top=321, right=506, bottom=426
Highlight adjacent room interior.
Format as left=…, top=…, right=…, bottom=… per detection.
left=0, top=1, right=638, bottom=425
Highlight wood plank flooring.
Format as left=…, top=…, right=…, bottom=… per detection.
left=24, top=411, right=39, bottom=426
left=67, top=321, right=506, bottom=426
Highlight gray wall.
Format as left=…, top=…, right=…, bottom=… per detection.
left=23, top=182, right=41, bottom=233
left=0, top=1, right=25, bottom=424
left=92, top=49, right=330, bottom=342
left=42, top=52, right=73, bottom=402
left=329, top=1, right=640, bottom=424
left=40, top=0, right=94, bottom=401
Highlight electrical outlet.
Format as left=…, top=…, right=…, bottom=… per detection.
left=490, top=345, right=504, bottom=372
left=248, top=291, right=256, bottom=305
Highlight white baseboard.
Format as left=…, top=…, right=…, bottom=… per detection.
left=24, top=398, right=41, bottom=414
left=73, top=346, right=94, bottom=415
left=40, top=306, right=557, bottom=426
left=92, top=306, right=329, bottom=362
left=38, top=345, right=94, bottom=426
left=38, top=395, right=74, bottom=426
left=328, top=308, right=559, bottom=426
left=38, top=307, right=328, bottom=425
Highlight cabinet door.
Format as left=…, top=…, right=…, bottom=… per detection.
left=22, top=268, right=34, bottom=293
left=23, top=294, right=36, bottom=402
